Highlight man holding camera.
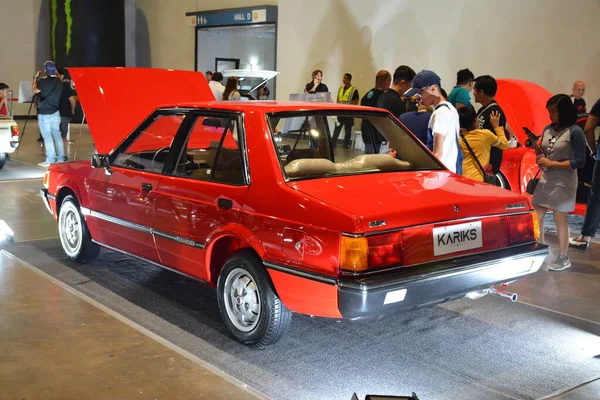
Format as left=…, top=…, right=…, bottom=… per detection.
left=32, top=61, right=64, bottom=167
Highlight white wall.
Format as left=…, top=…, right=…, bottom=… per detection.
left=8, top=1, right=596, bottom=113
left=0, top=0, right=50, bottom=116
left=277, top=0, right=600, bottom=104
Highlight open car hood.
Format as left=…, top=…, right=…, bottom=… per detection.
left=68, top=67, right=215, bottom=154
left=221, top=69, right=279, bottom=96
left=496, top=79, right=552, bottom=144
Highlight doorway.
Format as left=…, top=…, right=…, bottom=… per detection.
left=188, top=6, right=278, bottom=98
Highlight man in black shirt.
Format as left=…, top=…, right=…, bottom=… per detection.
left=57, top=68, right=77, bottom=156
left=473, top=75, right=508, bottom=175
left=360, top=70, right=391, bottom=153
left=377, top=65, right=416, bottom=119
left=32, top=61, right=64, bottom=167
left=304, top=69, right=329, bottom=93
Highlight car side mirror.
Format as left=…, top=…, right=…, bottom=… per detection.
left=92, top=154, right=112, bottom=175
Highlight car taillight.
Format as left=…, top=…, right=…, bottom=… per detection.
left=367, top=231, right=404, bottom=269
left=340, top=236, right=369, bottom=272
left=43, top=171, right=49, bottom=188
left=340, top=232, right=404, bottom=273
left=506, top=211, right=538, bottom=246
left=11, top=125, right=19, bottom=138
left=531, top=211, right=540, bottom=239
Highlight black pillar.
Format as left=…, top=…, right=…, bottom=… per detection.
left=51, top=0, right=125, bottom=67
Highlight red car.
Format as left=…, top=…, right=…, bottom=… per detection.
left=495, top=79, right=591, bottom=215
left=41, top=68, right=548, bottom=347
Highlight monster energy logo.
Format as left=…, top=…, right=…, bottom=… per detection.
left=65, top=0, right=72, bottom=55
left=51, top=0, right=57, bottom=60
left=51, top=0, right=73, bottom=60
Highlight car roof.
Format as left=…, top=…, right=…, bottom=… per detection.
left=156, top=101, right=389, bottom=114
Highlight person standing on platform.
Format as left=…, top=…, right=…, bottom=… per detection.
left=305, top=70, right=329, bottom=93
left=332, top=73, right=359, bottom=148
left=32, top=61, right=64, bottom=167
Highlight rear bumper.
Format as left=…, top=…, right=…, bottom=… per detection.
left=338, top=242, right=549, bottom=319
left=0, top=142, right=18, bottom=153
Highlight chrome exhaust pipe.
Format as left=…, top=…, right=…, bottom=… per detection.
left=488, top=287, right=518, bottom=302
left=465, top=287, right=518, bottom=302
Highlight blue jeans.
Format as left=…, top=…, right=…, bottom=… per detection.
left=38, top=111, right=65, bottom=163
left=581, top=159, right=600, bottom=237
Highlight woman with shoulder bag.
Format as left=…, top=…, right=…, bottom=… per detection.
left=458, top=107, right=509, bottom=183
left=531, top=94, right=586, bottom=271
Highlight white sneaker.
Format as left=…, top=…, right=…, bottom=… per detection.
left=37, top=161, right=51, bottom=168
left=549, top=256, right=571, bottom=271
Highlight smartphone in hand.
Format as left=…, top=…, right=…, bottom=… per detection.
left=523, top=127, right=538, bottom=140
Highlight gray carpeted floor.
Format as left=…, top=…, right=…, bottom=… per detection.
left=5, top=239, right=599, bottom=400
left=0, top=158, right=46, bottom=181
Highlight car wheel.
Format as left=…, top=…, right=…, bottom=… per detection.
left=0, top=153, right=6, bottom=170
left=217, top=251, right=292, bottom=348
left=495, top=172, right=510, bottom=190
left=58, top=195, right=100, bottom=263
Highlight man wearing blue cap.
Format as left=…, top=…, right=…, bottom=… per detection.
left=404, top=70, right=462, bottom=174
left=32, top=61, right=64, bottom=167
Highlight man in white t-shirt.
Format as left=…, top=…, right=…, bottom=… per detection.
left=208, top=72, right=225, bottom=101
left=404, top=70, right=462, bottom=173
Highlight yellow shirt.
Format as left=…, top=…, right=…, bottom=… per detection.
left=460, top=127, right=509, bottom=181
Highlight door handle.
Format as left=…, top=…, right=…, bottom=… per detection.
left=217, top=198, right=233, bottom=210
left=141, top=183, right=153, bottom=192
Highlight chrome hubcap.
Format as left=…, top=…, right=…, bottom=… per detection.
left=60, top=206, right=82, bottom=256
left=223, top=268, right=261, bottom=332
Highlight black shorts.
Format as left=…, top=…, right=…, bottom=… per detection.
left=59, top=117, right=71, bottom=139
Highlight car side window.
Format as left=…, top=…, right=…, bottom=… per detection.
left=173, top=115, right=245, bottom=185
left=113, top=113, right=184, bottom=173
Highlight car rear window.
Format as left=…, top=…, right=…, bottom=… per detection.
left=267, top=111, right=443, bottom=181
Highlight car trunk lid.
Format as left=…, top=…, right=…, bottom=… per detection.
left=289, top=171, right=530, bottom=230
left=289, top=171, right=536, bottom=267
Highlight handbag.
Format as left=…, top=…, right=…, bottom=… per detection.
left=526, top=170, right=540, bottom=195
left=525, top=130, right=546, bottom=195
left=460, top=133, right=498, bottom=185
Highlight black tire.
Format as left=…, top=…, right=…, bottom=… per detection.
left=58, top=195, right=100, bottom=263
left=0, top=153, right=6, bottom=170
left=217, top=251, right=292, bottom=348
